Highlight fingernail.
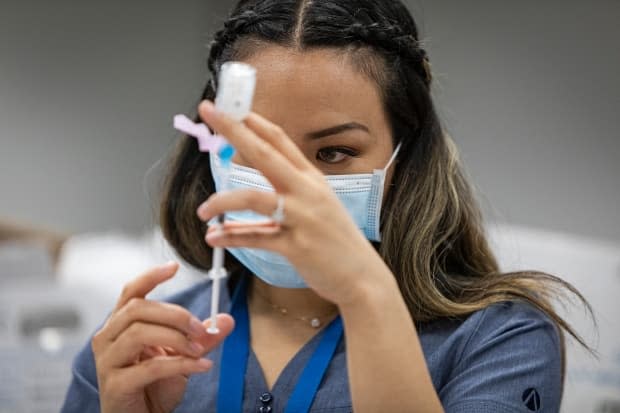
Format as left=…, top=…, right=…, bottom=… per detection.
left=189, top=317, right=206, bottom=337
left=206, top=231, right=222, bottom=242
left=160, top=261, right=176, bottom=271
left=197, top=202, right=209, bottom=218
left=197, top=358, right=212, bottom=369
left=200, top=100, right=216, bottom=115
left=189, top=341, right=204, bottom=355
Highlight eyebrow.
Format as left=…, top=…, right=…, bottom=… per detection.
left=305, top=122, right=370, bottom=140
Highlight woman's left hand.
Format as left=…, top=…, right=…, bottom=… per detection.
left=196, top=100, right=392, bottom=306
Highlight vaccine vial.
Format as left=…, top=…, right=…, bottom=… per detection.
left=215, top=62, right=257, bottom=122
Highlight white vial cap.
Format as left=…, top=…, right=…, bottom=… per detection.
left=215, top=62, right=257, bottom=121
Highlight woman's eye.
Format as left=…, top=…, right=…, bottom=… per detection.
left=316, top=147, right=358, bottom=164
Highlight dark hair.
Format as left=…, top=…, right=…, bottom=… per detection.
left=161, top=0, right=593, bottom=361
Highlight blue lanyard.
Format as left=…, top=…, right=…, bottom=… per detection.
left=217, top=277, right=344, bottom=413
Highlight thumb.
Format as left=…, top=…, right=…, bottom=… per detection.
left=194, top=313, right=235, bottom=356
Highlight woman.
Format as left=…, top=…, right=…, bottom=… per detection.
left=61, top=1, right=591, bottom=412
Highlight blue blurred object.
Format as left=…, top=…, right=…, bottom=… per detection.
left=218, top=144, right=235, bottom=167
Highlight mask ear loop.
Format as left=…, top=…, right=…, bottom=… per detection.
left=385, top=142, right=402, bottom=172
left=369, top=142, right=403, bottom=241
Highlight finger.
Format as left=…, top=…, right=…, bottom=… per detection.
left=207, top=224, right=282, bottom=241
left=197, top=190, right=289, bottom=224
left=140, top=346, right=163, bottom=360
left=103, top=299, right=209, bottom=343
left=196, top=313, right=236, bottom=351
left=137, top=316, right=236, bottom=356
left=104, top=322, right=206, bottom=368
left=113, top=356, right=213, bottom=392
left=244, top=112, right=315, bottom=171
left=205, top=225, right=287, bottom=254
left=207, top=222, right=281, bottom=239
left=198, top=100, right=299, bottom=193
left=162, top=346, right=180, bottom=355
left=113, top=262, right=179, bottom=312
left=207, top=220, right=281, bottom=232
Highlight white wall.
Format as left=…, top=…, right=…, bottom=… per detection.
left=1, top=0, right=619, bottom=240
left=413, top=0, right=620, bottom=243
left=489, top=225, right=620, bottom=412
left=0, top=0, right=230, bottom=233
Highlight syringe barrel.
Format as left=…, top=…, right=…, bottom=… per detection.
left=212, top=245, right=225, bottom=270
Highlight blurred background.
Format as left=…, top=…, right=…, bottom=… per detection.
left=0, top=1, right=618, bottom=412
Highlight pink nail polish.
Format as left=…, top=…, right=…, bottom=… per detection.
left=160, top=261, right=176, bottom=270
left=197, top=203, right=209, bottom=218
left=189, top=341, right=204, bottom=355
left=197, top=358, right=212, bottom=369
left=201, top=100, right=216, bottom=115
left=189, top=317, right=205, bottom=337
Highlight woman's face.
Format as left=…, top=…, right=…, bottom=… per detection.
left=234, top=45, right=395, bottom=180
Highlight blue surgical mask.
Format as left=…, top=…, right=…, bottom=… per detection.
left=209, top=144, right=401, bottom=288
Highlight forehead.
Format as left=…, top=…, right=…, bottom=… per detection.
left=238, top=45, right=389, bottom=138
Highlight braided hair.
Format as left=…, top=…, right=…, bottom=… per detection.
left=162, top=0, right=592, bottom=355
left=206, top=1, right=432, bottom=91
left=199, top=0, right=438, bottom=163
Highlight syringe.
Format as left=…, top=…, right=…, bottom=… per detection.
left=174, top=61, right=257, bottom=334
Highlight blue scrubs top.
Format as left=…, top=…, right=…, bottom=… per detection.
left=60, top=275, right=563, bottom=412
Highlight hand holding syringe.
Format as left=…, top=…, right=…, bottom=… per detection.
left=173, top=62, right=257, bottom=334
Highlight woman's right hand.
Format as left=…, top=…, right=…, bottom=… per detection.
left=91, top=262, right=234, bottom=413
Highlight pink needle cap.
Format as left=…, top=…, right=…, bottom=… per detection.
left=173, top=114, right=228, bottom=153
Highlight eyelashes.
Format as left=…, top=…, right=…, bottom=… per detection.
left=316, top=146, right=359, bottom=164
